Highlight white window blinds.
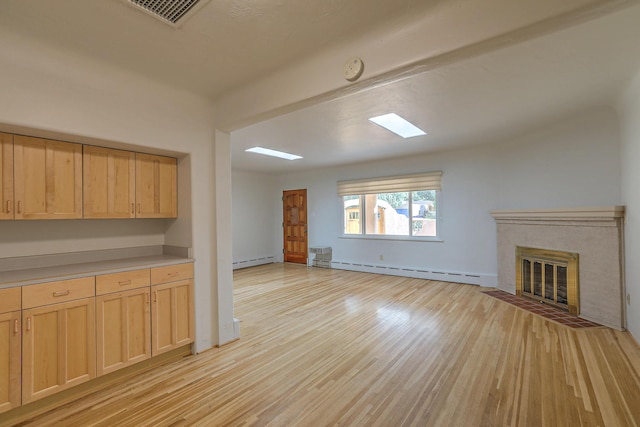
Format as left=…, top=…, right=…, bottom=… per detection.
left=337, top=171, right=442, bottom=196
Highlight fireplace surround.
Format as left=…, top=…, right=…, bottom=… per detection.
left=491, top=206, right=625, bottom=330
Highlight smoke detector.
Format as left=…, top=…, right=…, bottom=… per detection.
left=344, top=57, right=364, bottom=82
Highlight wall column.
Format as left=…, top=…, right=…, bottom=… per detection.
left=213, top=129, right=236, bottom=345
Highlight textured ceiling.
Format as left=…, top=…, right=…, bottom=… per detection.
left=231, top=4, right=640, bottom=173
left=0, top=0, right=441, bottom=99
left=1, top=0, right=639, bottom=174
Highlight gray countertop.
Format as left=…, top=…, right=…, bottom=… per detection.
left=0, top=254, right=193, bottom=289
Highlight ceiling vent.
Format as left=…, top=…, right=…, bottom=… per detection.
left=125, top=0, right=209, bottom=26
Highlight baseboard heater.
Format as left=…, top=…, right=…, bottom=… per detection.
left=331, top=260, right=494, bottom=287
left=232, top=256, right=276, bottom=270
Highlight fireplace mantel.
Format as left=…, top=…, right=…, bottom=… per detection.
left=492, top=205, right=626, bottom=330
left=491, top=206, right=625, bottom=222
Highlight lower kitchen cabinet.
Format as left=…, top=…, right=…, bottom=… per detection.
left=96, top=287, right=151, bottom=376
left=22, top=297, right=96, bottom=404
left=151, top=279, right=194, bottom=356
left=0, top=310, right=21, bottom=414
left=2, top=260, right=194, bottom=415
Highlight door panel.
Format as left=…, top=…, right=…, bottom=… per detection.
left=0, top=133, right=13, bottom=220
left=22, top=298, right=96, bottom=404
left=83, top=145, right=136, bottom=218
left=283, top=189, right=308, bottom=264
left=0, top=311, right=20, bottom=413
left=14, top=135, right=82, bottom=220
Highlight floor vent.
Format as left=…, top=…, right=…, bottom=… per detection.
left=125, top=0, right=208, bottom=25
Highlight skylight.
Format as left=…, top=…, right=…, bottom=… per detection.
left=368, top=113, right=427, bottom=138
left=245, top=147, right=302, bottom=161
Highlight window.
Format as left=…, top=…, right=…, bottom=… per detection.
left=338, top=172, right=441, bottom=239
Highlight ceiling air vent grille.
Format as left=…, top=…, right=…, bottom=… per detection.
left=126, top=0, right=204, bottom=25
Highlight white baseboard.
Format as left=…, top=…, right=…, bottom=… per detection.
left=330, top=260, right=497, bottom=287
left=233, top=317, right=240, bottom=339
left=232, top=256, right=277, bottom=270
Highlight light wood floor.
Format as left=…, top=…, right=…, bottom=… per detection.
left=11, top=263, right=640, bottom=426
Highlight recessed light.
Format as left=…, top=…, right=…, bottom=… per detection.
left=245, top=147, right=302, bottom=160
left=368, top=113, right=427, bottom=138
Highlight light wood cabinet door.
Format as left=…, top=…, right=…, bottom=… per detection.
left=22, top=298, right=96, bottom=404
left=135, top=153, right=177, bottom=218
left=96, top=287, right=151, bottom=376
left=0, top=133, right=14, bottom=220
left=151, top=279, right=194, bottom=356
left=83, top=146, right=136, bottom=219
left=0, top=311, right=21, bottom=414
left=14, top=135, right=82, bottom=220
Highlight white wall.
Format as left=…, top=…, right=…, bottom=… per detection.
left=0, top=27, right=233, bottom=351
left=619, top=69, right=640, bottom=340
left=266, top=107, right=621, bottom=284
left=231, top=170, right=280, bottom=267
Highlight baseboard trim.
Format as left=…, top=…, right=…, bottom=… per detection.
left=233, top=256, right=276, bottom=270
left=330, top=260, right=497, bottom=287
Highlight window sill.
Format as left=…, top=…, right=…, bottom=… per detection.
left=339, top=234, right=444, bottom=243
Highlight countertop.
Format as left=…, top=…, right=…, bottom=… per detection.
left=0, top=254, right=193, bottom=289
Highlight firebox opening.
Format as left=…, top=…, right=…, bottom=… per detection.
left=516, top=247, right=579, bottom=315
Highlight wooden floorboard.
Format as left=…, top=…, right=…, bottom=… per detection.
left=7, top=263, right=640, bottom=426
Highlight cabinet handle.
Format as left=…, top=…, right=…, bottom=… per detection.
left=131, top=203, right=135, bottom=214
left=26, top=317, right=31, bottom=331
left=168, top=272, right=178, bottom=277
left=137, top=203, right=141, bottom=214
left=53, top=289, right=70, bottom=297
left=153, top=291, right=157, bottom=302
left=146, top=292, right=150, bottom=303
left=6, top=200, right=10, bottom=214
left=118, top=280, right=132, bottom=286
left=14, top=319, right=19, bottom=334
left=17, top=201, right=22, bottom=214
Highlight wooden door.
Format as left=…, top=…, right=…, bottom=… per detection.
left=96, top=287, right=151, bottom=376
left=283, top=189, right=308, bottom=264
left=84, top=146, right=136, bottom=218
left=151, top=279, right=194, bottom=356
left=14, top=135, right=82, bottom=220
left=22, top=298, right=96, bottom=404
left=135, top=153, right=177, bottom=218
left=0, top=311, right=21, bottom=414
left=0, top=133, right=13, bottom=220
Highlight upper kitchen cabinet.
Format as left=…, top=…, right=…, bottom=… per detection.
left=0, top=133, right=13, bottom=220
left=14, top=136, right=82, bottom=220
left=83, top=146, right=136, bottom=219
left=135, top=153, right=177, bottom=218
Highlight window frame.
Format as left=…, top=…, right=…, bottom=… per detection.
left=340, top=190, right=442, bottom=242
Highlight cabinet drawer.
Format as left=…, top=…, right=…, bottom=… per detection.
left=96, top=268, right=150, bottom=295
left=23, top=276, right=95, bottom=308
left=151, top=263, right=193, bottom=285
left=0, top=287, right=21, bottom=313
